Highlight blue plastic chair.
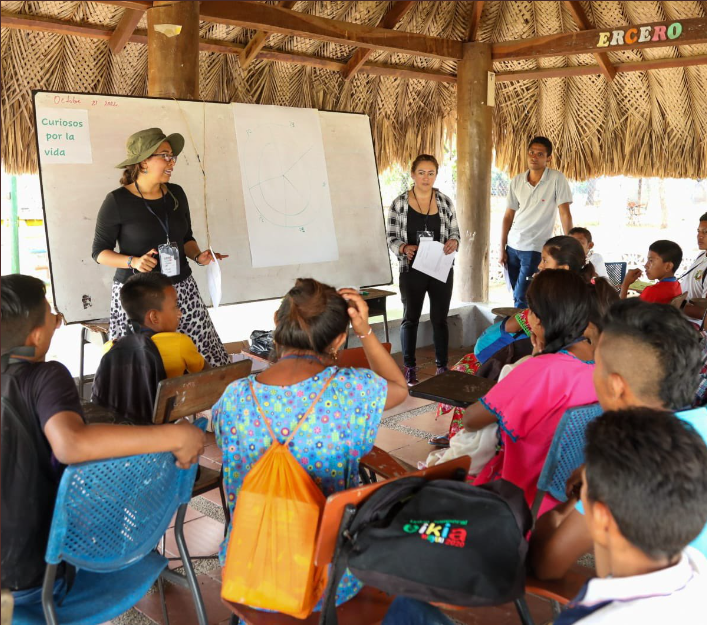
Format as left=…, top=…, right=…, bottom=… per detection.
left=13, top=429, right=206, bottom=625
left=604, top=262, right=627, bottom=292
left=531, top=403, right=603, bottom=519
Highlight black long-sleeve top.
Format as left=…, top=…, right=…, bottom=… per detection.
left=91, top=183, right=196, bottom=284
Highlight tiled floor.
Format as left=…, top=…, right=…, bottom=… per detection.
left=118, top=345, right=555, bottom=624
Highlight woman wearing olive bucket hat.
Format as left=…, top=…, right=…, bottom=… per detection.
left=92, top=127, right=229, bottom=367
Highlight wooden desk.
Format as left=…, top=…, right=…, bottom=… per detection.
left=344, top=287, right=396, bottom=346
left=361, top=288, right=396, bottom=342
left=409, top=370, right=496, bottom=408
left=491, top=306, right=523, bottom=317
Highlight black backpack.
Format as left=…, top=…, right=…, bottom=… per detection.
left=1, top=358, right=59, bottom=590
left=91, top=327, right=166, bottom=424
left=321, top=475, right=532, bottom=624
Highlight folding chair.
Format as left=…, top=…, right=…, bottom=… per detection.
left=604, top=262, right=626, bottom=292
left=530, top=403, right=603, bottom=520
left=13, top=444, right=205, bottom=625
left=152, top=360, right=253, bottom=532
left=670, top=292, right=688, bottom=310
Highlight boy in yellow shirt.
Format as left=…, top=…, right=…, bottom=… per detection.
left=105, top=273, right=208, bottom=377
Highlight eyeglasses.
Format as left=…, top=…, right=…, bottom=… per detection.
left=150, top=153, right=177, bottom=163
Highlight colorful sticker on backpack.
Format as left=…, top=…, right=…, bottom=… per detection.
left=402, top=519, right=468, bottom=548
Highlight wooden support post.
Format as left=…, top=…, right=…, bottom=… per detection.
left=147, top=1, right=199, bottom=99
left=455, top=42, right=492, bottom=303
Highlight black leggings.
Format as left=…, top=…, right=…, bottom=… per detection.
left=399, top=268, right=454, bottom=368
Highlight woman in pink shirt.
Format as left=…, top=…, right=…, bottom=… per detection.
left=463, top=270, right=599, bottom=514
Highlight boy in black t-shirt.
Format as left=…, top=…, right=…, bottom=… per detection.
left=1, top=274, right=206, bottom=601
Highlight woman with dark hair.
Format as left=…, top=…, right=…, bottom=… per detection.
left=212, top=278, right=408, bottom=611
left=386, top=154, right=460, bottom=386
left=461, top=269, right=600, bottom=515
left=92, top=128, right=229, bottom=367
left=433, top=235, right=616, bottom=446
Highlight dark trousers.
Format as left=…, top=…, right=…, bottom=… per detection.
left=506, top=246, right=541, bottom=308
left=399, top=268, right=454, bottom=368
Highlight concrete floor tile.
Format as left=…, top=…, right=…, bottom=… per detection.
left=374, top=428, right=423, bottom=452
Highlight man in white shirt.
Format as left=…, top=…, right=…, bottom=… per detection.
left=681, top=212, right=707, bottom=323
left=501, top=137, right=574, bottom=307
left=554, top=409, right=707, bottom=624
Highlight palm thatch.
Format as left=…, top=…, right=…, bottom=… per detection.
left=1, top=1, right=706, bottom=179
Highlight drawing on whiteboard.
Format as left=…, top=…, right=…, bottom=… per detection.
left=247, top=133, right=317, bottom=230
left=234, top=104, right=339, bottom=268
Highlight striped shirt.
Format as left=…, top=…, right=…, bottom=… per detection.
left=386, top=189, right=460, bottom=271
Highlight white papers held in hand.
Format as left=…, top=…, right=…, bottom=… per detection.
left=412, top=240, right=456, bottom=283
left=206, top=247, right=222, bottom=308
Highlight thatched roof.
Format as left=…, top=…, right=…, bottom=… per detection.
left=2, top=1, right=706, bottom=179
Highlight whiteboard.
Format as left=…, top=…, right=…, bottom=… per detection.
left=33, top=91, right=392, bottom=323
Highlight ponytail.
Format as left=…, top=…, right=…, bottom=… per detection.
left=120, top=164, right=141, bottom=186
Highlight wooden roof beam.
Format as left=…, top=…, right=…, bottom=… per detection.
left=492, top=16, right=707, bottom=60
left=466, top=1, right=484, bottom=42
left=239, top=0, right=298, bottom=70
left=495, top=54, right=707, bottom=81
left=198, top=0, right=463, bottom=60
left=93, top=1, right=152, bottom=10
left=563, top=1, right=616, bottom=80
left=3, top=12, right=704, bottom=85
left=108, top=7, right=145, bottom=54
left=342, top=1, right=415, bottom=80
left=0, top=12, right=455, bottom=84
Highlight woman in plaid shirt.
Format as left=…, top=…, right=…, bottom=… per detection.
left=386, top=154, right=460, bottom=385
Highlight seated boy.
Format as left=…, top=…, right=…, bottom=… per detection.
left=681, top=212, right=707, bottom=323
left=105, top=273, right=207, bottom=378
left=620, top=239, right=682, bottom=304
left=569, top=227, right=608, bottom=279
left=1, top=274, right=205, bottom=600
left=554, top=408, right=707, bottom=624
left=530, top=299, right=703, bottom=580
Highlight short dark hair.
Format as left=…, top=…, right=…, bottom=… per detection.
left=528, top=136, right=553, bottom=157
left=649, top=239, right=683, bottom=273
left=119, top=273, right=173, bottom=323
left=274, top=278, right=349, bottom=356
left=584, top=408, right=707, bottom=560
left=601, top=299, right=702, bottom=410
left=410, top=154, right=439, bottom=174
left=568, top=226, right=592, bottom=243
left=700, top=212, right=707, bottom=223
left=543, top=235, right=596, bottom=281
left=526, top=269, right=593, bottom=354
left=1, top=274, right=48, bottom=353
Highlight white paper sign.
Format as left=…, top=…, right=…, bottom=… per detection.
left=412, top=240, right=456, bottom=283
left=233, top=103, right=339, bottom=268
left=206, top=248, right=222, bottom=308
left=36, top=107, right=92, bottom=164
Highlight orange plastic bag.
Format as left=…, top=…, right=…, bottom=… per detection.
left=221, top=373, right=336, bottom=618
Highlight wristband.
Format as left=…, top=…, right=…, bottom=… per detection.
left=127, top=256, right=133, bottom=268
left=357, top=327, right=373, bottom=339
left=401, top=244, right=407, bottom=254
left=194, top=253, right=205, bottom=266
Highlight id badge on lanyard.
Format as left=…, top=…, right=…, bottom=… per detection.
left=139, top=187, right=179, bottom=278
left=158, top=242, right=180, bottom=277
left=417, top=230, right=434, bottom=244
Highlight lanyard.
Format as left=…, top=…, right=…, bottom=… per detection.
left=677, top=252, right=706, bottom=282
left=135, top=182, right=170, bottom=244
left=412, top=187, right=434, bottom=231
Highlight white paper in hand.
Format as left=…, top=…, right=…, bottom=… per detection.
left=206, top=247, right=222, bottom=307
left=412, top=240, right=456, bottom=283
